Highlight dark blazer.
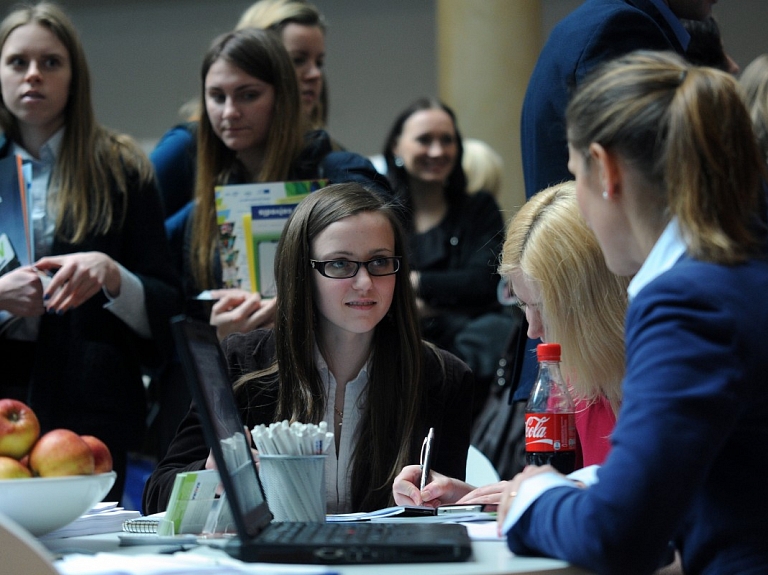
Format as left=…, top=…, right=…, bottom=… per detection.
left=521, top=0, right=686, bottom=200
left=143, top=328, right=474, bottom=515
left=0, top=135, right=182, bottom=497
left=506, top=253, right=768, bottom=574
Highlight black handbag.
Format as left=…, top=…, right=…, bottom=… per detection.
left=469, top=307, right=529, bottom=480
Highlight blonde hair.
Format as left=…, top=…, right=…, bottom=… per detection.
left=500, top=182, right=627, bottom=413
left=0, top=2, right=152, bottom=243
left=236, top=0, right=326, bottom=128
left=567, top=50, right=766, bottom=265
left=740, top=54, right=768, bottom=163
left=462, top=138, right=503, bottom=197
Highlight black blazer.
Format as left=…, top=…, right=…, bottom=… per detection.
left=0, top=136, right=183, bottom=455
left=143, top=329, right=474, bottom=515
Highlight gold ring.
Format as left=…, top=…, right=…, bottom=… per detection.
left=509, top=491, right=517, bottom=498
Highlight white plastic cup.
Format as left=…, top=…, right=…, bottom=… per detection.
left=258, top=455, right=326, bottom=522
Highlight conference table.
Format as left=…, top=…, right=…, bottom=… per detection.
left=41, top=531, right=592, bottom=575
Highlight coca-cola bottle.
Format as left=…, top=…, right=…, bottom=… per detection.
left=524, top=342, right=577, bottom=474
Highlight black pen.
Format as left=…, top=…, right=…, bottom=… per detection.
left=419, top=427, right=435, bottom=491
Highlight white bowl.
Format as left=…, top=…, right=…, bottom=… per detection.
left=0, top=472, right=116, bottom=536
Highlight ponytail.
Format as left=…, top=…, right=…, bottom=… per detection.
left=567, top=50, right=766, bottom=265
left=666, top=67, right=765, bottom=263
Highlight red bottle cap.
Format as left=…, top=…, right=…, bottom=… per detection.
left=537, top=343, right=561, bottom=362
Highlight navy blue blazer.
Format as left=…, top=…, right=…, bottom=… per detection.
left=506, top=252, right=768, bottom=574
left=521, top=0, right=685, bottom=200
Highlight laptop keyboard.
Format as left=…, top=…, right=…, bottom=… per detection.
left=259, top=521, right=401, bottom=545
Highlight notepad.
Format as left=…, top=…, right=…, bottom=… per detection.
left=122, top=469, right=220, bottom=535
left=122, top=512, right=165, bottom=534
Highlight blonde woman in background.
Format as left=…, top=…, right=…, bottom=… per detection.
left=740, top=54, right=768, bottom=162
left=236, top=0, right=329, bottom=133
left=462, top=138, right=503, bottom=198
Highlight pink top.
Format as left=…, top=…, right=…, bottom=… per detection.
left=574, top=396, right=616, bottom=467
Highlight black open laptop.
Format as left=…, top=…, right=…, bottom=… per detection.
left=170, top=315, right=473, bottom=565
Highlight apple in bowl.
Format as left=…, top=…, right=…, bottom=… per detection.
left=0, top=399, right=40, bottom=459
left=0, top=455, right=32, bottom=479
left=29, top=429, right=95, bottom=477
left=80, top=435, right=113, bottom=474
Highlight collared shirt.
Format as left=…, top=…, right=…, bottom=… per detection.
left=648, top=0, right=691, bottom=51
left=13, top=129, right=63, bottom=260
left=502, top=219, right=688, bottom=535
left=2, top=131, right=151, bottom=340
left=314, top=344, right=369, bottom=514
left=627, top=218, right=688, bottom=301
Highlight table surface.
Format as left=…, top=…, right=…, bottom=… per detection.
left=41, top=532, right=591, bottom=575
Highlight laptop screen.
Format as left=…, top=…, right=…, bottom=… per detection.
left=171, top=315, right=273, bottom=539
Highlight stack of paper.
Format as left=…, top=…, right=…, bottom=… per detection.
left=39, top=502, right=140, bottom=539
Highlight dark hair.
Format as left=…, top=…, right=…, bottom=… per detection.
left=382, top=97, right=467, bottom=227
left=191, top=27, right=305, bottom=289
left=567, top=50, right=766, bottom=264
left=237, top=183, right=430, bottom=510
left=682, top=17, right=731, bottom=72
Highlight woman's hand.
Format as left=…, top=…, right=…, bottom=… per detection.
left=392, top=464, right=474, bottom=508
left=209, top=289, right=276, bottom=341
left=496, top=465, right=559, bottom=536
left=35, top=252, right=121, bottom=313
left=0, top=266, right=46, bottom=316
left=455, top=480, right=510, bottom=506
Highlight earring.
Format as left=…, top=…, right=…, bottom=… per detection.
left=394, top=156, right=404, bottom=167
left=602, top=190, right=609, bottom=200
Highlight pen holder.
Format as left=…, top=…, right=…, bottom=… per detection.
left=258, top=455, right=326, bottom=523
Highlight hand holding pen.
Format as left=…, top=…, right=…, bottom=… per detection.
left=420, top=427, right=435, bottom=491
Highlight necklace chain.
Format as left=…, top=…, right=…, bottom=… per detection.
left=334, top=406, right=343, bottom=427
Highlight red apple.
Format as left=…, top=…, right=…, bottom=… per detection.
left=0, top=455, right=32, bottom=479
left=29, top=429, right=95, bottom=477
left=80, top=435, right=113, bottom=473
left=0, top=399, right=40, bottom=459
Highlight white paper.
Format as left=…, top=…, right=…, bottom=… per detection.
left=55, top=549, right=337, bottom=575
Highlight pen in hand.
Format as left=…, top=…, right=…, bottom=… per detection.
left=419, top=427, right=435, bottom=491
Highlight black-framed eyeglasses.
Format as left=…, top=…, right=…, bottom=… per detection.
left=309, top=257, right=401, bottom=279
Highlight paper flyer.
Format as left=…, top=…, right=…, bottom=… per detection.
left=215, top=180, right=326, bottom=293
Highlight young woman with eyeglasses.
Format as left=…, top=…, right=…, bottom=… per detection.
left=144, top=183, right=474, bottom=515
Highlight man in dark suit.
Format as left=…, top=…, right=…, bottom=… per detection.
left=521, top=0, right=715, bottom=202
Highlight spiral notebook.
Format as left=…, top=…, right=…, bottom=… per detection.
left=122, top=513, right=163, bottom=534
left=170, top=315, right=472, bottom=565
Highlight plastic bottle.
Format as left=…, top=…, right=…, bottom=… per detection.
left=524, top=342, right=577, bottom=474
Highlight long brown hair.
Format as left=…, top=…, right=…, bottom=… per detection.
left=236, top=183, right=429, bottom=510
left=0, top=2, right=152, bottom=243
left=191, top=27, right=305, bottom=289
left=567, top=50, right=767, bottom=265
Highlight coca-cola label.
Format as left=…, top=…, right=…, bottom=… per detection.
left=525, top=412, right=577, bottom=453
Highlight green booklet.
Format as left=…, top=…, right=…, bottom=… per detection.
left=159, top=469, right=220, bottom=535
